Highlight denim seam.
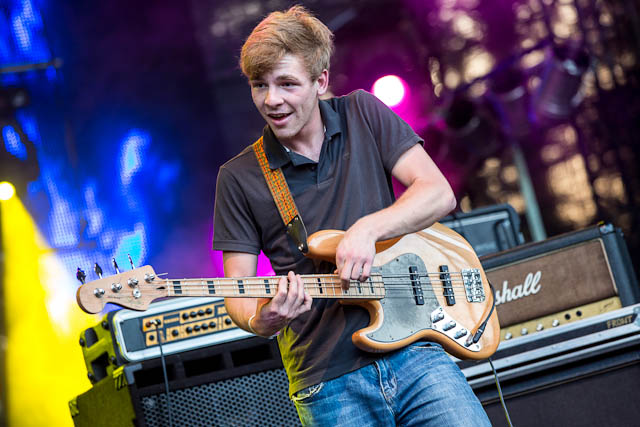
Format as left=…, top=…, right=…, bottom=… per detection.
left=374, top=360, right=397, bottom=417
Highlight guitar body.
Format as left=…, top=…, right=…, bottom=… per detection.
left=306, top=223, right=500, bottom=360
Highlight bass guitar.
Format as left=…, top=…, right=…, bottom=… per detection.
left=76, top=223, right=500, bottom=360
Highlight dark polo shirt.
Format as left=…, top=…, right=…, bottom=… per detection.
left=213, top=89, right=423, bottom=395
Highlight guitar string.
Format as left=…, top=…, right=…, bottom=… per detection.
left=158, top=281, right=472, bottom=290
left=158, top=280, right=474, bottom=290
left=162, top=286, right=469, bottom=295
left=156, top=277, right=477, bottom=289
left=162, top=293, right=469, bottom=300
left=159, top=272, right=478, bottom=281
left=162, top=283, right=472, bottom=297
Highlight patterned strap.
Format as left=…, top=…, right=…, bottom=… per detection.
left=252, top=137, right=308, bottom=253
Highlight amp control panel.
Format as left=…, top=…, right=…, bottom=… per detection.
left=113, top=297, right=252, bottom=362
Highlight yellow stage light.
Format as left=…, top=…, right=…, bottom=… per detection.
left=1, top=196, right=100, bottom=426
left=0, top=181, right=16, bottom=201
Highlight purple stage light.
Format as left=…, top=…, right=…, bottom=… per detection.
left=372, top=75, right=407, bottom=107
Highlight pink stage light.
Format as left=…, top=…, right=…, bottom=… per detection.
left=372, top=75, right=407, bottom=107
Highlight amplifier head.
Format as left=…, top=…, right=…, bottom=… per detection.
left=79, top=297, right=252, bottom=384
left=481, top=224, right=639, bottom=340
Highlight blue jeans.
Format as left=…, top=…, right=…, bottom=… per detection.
left=291, top=342, right=491, bottom=426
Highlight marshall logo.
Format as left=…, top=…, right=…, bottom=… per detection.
left=495, top=271, right=542, bottom=306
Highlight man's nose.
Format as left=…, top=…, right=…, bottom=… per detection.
left=265, top=86, right=283, bottom=107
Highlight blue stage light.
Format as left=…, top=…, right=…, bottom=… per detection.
left=2, top=125, right=28, bottom=160
left=120, top=129, right=151, bottom=186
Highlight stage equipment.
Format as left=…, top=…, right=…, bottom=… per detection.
left=440, top=204, right=524, bottom=257
left=0, top=87, right=29, bottom=117
left=71, top=335, right=300, bottom=427
left=443, top=95, right=503, bottom=159
left=480, top=223, right=639, bottom=341
left=457, top=303, right=640, bottom=426
left=533, top=43, right=590, bottom=122
left=0, top=181, right=15, bottom=200
left=488, top=68, right=531, bottom=138
left=79, top=297, right=250, bottom=384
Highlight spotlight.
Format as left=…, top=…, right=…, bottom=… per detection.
left=0, top=181, right=16, bottom=200
left=0, top=87, right=30, bottom=118
left=443, top=95, right=503, bottom=159
left=372, top=75, right=407, bottom=107
left=533, top=43, right=590, bottom=122
left=489, top=68, right=531, bottom=138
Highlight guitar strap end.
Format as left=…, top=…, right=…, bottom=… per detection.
left=287, top=215, right=309, bottom=254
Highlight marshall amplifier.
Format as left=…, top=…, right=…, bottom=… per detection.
left=480, top=223, right=639, bottom=341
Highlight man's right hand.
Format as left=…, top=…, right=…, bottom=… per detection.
left=250, top=271, right=312, bottom=337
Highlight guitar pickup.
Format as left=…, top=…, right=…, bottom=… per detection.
left=431, top=308, right=445, bottom=323
left=409, top=266, right=424, bottom=305
left=439, top=265, right=455, bottom=306
left=443, top=320, right=456, bottom=331
left=454, top=329, right=468, bottom=339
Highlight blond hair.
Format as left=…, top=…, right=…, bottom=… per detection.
left=240, top=5, right=334, bottom=81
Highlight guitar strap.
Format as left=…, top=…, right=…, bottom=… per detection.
left=252, top=137, right=309, bottom=254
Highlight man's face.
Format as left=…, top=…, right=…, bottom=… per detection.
left=250, top=54, right=327, bottom=145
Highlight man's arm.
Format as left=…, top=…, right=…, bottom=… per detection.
left=335, top=144, right=456, bottom=286
left=223, top=251, right=312, bottom=337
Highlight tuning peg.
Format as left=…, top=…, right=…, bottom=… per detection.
left=112, top=258, right=120, bottom=274
left=76, top=267, right=86, bottom=284
left=128, top=254, right=135, bottom=269
left=94, top=262, right=103, bottom=279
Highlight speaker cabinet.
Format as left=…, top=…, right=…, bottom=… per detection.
left=460, top=304, right=640, bottom=427
left=481, top=344, right=640, bottom=427
left=71, top=336, right=300, bottom=427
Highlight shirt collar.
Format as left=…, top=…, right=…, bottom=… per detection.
left=262, top=98, right=342, bottom=170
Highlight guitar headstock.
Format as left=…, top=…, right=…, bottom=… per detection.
left=76, top=265, right=166, bottom=314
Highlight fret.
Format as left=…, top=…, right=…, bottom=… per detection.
left=173, top=280, right=182, bottom=295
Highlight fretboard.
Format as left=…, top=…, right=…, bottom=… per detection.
left=165, top=274, right=386, bottom=299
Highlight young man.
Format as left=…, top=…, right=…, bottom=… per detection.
left=213, top=6, right=490, bottom=426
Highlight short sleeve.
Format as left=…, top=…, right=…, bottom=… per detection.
left=352, top=90, right=423, bottom=172
left=212, top=165, right=261, bottom=254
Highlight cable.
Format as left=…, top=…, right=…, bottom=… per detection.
left=472, top=281, right=497, bottom=344
left=470, top=281, right=513, bottom=426
left=488, top=357, right=514, bottom=427
left=152, top=320, right=174, bottom=427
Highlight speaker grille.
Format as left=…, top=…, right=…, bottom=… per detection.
left=140, top=368, right=300, bottom=427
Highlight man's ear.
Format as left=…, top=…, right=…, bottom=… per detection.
left=316, top=69, right=329, bottom=96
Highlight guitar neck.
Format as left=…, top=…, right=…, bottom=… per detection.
left=165, top=274, right=385, bottom=299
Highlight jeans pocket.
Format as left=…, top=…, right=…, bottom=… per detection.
left=291, top=382, right=325, bottom=404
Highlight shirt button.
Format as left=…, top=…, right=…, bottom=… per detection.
left=310, top=165, right=317, bottom=171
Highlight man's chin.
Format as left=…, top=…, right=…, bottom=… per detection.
left=270, top=127, right=295, bottom=142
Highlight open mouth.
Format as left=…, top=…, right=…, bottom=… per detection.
left=268, top=112, right=292, bottom=125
